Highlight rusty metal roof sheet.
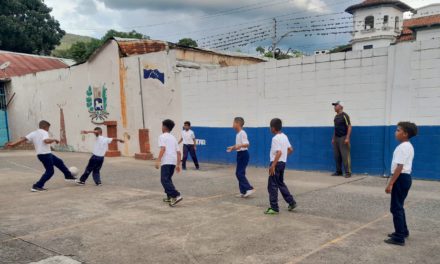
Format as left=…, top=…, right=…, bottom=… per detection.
left=0, top=51, right=68, bottom=79
left=114, top=38, right=168, bottom=57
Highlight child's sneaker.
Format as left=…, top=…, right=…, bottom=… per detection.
left=169, top=196, right=183, bottom=207
left=65, top=176, right=77, bottom=182
left=243, top=189, right=255, bottom=198
left=235, top=193, right=244, bottom=198
left=31, top=185, right=47, bottom=192
left=288, top=202, right=297, bottom=211
left=95, top=182, right=102, bottom=186
left=264, top=208, right=279, bottom=215
left=163, top=197, right=171, bottom=203
left=76, top=180, right=85, bottom=185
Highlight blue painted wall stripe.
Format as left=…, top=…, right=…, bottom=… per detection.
left=191, top=126, right=439, bottom=180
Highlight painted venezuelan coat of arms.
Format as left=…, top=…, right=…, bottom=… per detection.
left=86, top=85, right=109, bottom=124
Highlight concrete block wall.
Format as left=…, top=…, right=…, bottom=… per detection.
left=180, top=39, right=440, bottom=180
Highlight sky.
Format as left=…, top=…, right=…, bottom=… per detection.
left=44, top=0, right=438, bottom=54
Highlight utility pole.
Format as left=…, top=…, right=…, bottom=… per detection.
left=272, top=18, right=277, bottom=59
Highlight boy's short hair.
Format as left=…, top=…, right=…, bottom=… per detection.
left=94, top=127, right=102, bottom=132
left=398, top=122, right=418, bottom=139
left=234, top=117, right=245, bottom=127
left=39, top=120, right=51, bottom=129
left=270, top=118, right=282, bottom=131
left=163, top=119, right=175, bottom=132
left=184, top=121, right=191, bottom=126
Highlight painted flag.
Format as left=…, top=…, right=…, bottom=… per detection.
left=144, top=69, right=165, bottom=84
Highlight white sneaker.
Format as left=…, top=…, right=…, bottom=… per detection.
left=235, top=193, right=244, bottom=198
left=243, top=189, right=255, bottom=198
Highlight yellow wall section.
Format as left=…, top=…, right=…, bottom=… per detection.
left=119, top=58, right=128, bottom=128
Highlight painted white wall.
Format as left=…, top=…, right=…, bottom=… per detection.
left=413, top=4, right=440, bottom=18
left=416, top=28, right=440, bottom=41
left=181, top=39, right=440, bottom=128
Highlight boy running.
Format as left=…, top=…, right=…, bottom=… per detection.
left=5, top=120, right=76, bottom=192
left=76, top=127, right=124, bottom=186
left=227, top=117, right=255, bottom=198
left=384, top=122, right=418, bottom=246
left=264, top=118, right=297, bottom=215
left=178, top=121, right=200, bottom=170
left=155, top=119, right=183, bottom=207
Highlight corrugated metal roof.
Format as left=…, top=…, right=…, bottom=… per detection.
left=0, top=51, right=68, bottom=79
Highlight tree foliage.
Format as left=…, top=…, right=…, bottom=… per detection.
left=177, top=38, right=198, bottom=48
left=0, top=0, right=65, bottom=55
left=54, top=29, right=149, bottom=63
left=256, top=46, right=303, bottom=60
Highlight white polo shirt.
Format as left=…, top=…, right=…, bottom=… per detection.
left=182, top=129, right=195, bottom=145
left=270, top=133, right=292, bottom=162
left=235, top=130, right=249, bottom=151
left=25, top=129, right=51, bottom=155
left=93, top=136, right=113, bottom=157
left=158, top=132, right=180, bottom=165
left=391, top=141, right=414, bottom=174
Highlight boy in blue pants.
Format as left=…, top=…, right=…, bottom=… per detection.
left=264, top=118, right=297, bottom=215
left=384, top=122, right=418, bottom=246
left=6, top=120, right=76, bottom=192
left=155, top=119, right=183, bottom=207
left=76, top=127, right=124, bottom=186
left=227, top=117, right=255, bottom=198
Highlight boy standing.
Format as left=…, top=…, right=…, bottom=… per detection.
left=384, top=122, right=418, bottom=246
left=155, top=119, right=183, bottom=207
left=178, top=121, right=200, bottom=170
left=5, top=120, right=76, bottom=192
left=227, top=117, right=255, bottom=198
left=264, top=118, right=297, bottom=215
left=76, top=127, right=124, bottom=186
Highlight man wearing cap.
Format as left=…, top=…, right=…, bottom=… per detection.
left=331, top=101, right=352, bottom=178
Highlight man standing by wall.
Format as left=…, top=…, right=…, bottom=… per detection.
left=331, top=101, right=352, bottom=178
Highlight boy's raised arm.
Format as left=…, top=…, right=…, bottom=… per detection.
left=5, top=137, right=27, bottom=148
left=111, top=138, right=125, bottom=143
left=43, top=138, right=60, bottom=145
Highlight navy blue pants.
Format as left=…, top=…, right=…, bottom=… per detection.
left=36, top=153, right=72, bottom=188
left=268, top=162, right=295, bottom=212
left=390, top=173, right=412, bottom=242
left=80, top=155, right=105, bottom=184
left=161, top=165, right=180, bottom=198
left=236, top=150, right=253, bottom=194
left=182, top=144, right=199, bottom=169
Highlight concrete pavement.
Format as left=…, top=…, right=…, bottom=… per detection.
left=1, top=151, right=439, bottom=264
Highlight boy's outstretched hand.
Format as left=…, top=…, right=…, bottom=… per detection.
left=226, top=146, right=234, bottom=152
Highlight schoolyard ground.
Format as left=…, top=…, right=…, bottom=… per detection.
left=1, top=150, right=439, bottom=264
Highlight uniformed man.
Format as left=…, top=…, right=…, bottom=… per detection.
left=331, top=101, right=352, bottom=178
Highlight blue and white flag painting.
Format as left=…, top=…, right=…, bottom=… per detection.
left=144, top=68, right=165, bottom=84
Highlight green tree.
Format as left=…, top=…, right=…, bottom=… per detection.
left=54, top=29, right=149, bottom=63
left=101, top=29, right=149, bottom=42
left=177, top=38, right=198, bottom=48
left=0, top=0, right=65, bottom=55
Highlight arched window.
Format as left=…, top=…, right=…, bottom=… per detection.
left=395, top=16, right=400, bottom=29
left=365, top=16, right=374, bottom=30
left=383, top=15, right=389, bottom=25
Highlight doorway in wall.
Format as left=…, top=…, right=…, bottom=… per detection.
left=0, top=82, right=9, bottom=146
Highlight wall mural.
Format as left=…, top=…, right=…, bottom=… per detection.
left=86, top=85, right=109, bottom=124
left=143, top=67, right=165, bottom=84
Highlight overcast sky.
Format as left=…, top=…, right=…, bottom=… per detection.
left=45, top=0, right=437, bottom=54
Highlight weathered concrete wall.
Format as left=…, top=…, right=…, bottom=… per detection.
left=179, top=39, right=440, bottom=179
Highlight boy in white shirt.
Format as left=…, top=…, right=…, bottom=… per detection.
left=76, top=127, right=124, bottom=186
left=264, top=118, right=297, bottom=215
left=178, top=121, right=199, bottom=170
left=5, top=120, right=76, bottom=192
left=155, top=119, right=183, bottom=207
left=227, top=117, right=255, bottom=198
left=384, top=122, right=418, bottom=246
